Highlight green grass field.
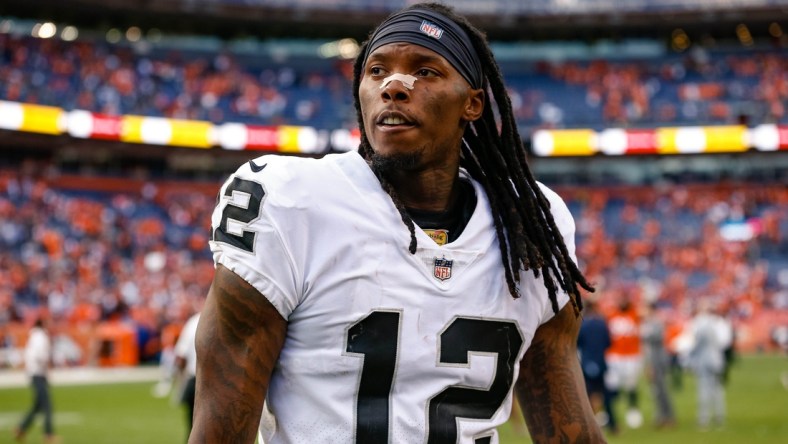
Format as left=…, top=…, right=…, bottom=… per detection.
left=0, top=354, right=785, bottom=444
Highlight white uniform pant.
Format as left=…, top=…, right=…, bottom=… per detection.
left=695, top=368, right=725, bottom=426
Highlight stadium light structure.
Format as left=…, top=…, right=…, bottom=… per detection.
left=318, top=38, right=360, bottom=59
left=106, top=28, right=122, bottom=43
left=32, top=22, right=57, bottom=39
left=61, top=26, right=78, bottom=41
left=769, top=22, right=783, bottom=38
left=0, top=19, right=12, bottom=34
left=126, top=26, right=142, bottom=42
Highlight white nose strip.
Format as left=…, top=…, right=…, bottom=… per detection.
left=380, top=73, right=417, bottom=90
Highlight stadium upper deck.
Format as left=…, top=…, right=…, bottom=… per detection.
left=1, top=30, right=785, bottom=138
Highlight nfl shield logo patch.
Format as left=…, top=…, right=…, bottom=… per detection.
left=433, top=257, right=453, bottom=281
left=419, top=20, right=444, bottom=39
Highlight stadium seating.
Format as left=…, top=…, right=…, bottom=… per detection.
left=0, top=166, right=785, bottom=367
left=1, top=32, right=785, bottom=136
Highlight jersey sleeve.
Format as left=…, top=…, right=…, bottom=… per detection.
left=208, top=156, right=302, bottom=320
left=532, top=182, right=577, bottom=325
left=539, top=182, right=578, bottom=264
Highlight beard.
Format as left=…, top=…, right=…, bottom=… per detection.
left=368, top=150, right=423, bottom=174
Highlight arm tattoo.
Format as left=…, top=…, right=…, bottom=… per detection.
left=516, top=306, right=605, bottom=443
left=190, top=265, right=288, bottom=444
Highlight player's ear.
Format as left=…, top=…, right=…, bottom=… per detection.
left=462, top=88, right=484, bottom=122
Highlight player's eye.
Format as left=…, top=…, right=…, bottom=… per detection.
left=416, top=68, right=437, bottom=77
left=369, top=66, right=385, bottom=76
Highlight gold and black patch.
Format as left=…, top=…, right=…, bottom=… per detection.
left=423, top=229, right=449, bottom=246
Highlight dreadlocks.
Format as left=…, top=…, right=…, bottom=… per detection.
left=352, top=2, right=594, bottom=314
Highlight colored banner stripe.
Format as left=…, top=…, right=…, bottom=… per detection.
left=121, top=115, right=148, bottom=144
left=535, top=125, right=753, bottom=156
left=751, top=124, right=788, bottom=151
left=656, top=127, right=695, bottom=154
left=0, top=101, right=24, bottom=130
left=245, top=125, right=281, bottom=151
left=91, top=114, right=124, bottom=140
left=0, top=100, right=783, bottom=156
left=119, top=116, right=212, bottom=148
left=168, top=119, right=214, bottom=149
left=780, top=126, right=788, bottom=150
left=532, top=129, right=597, bottom=156
left=0, top=102, right=65, bottom=135
left=625, top=130, right=658, bottom=154
left=22, top=103, right=63, bottom=135
left=67, top=110, right=122, bottom=140
left=703, top=125, right=748, bottom=153
left=599, top=129, right=658, bottom=155
left=278, top=126, right=304, bottom=153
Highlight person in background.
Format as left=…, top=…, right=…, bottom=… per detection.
left=688, top=298, right=732, bottom=430
left=717, top=304, right=736, bottom=386
left=152, top=303, right=193, bottom=401
left=14, top=318, right=58, bottom=444
left=577, top=297, right=617, bottom=435
left=190, top=2, right=603, bottom=443
left=640, top=301, right=676, bottom=428
left=605, top=295, right=644, bottom=429
left=174, top=310, right=201, bottom=442
left=664, top=317, right=686, bottom=391
left=772, top=325, right=788, bottom=390
left=151, top=320, right=183, bottom=399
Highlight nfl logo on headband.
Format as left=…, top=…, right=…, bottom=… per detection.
left=419, top=20, right=443, bottom=39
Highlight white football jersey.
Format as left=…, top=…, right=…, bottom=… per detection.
left=209, top=151, right=574, bottom=444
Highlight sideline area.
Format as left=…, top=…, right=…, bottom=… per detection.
left=0, top=366, right=161, bottom=389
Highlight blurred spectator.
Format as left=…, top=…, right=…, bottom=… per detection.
left=174, top=308, right=202, bottom=442
left=640, top=301, right=676, bottom=428
left=687, top=298, right=733, bottom=430
left=773, top=325, right=788, bottom=390
left=605, top=293, right=644, bottom=429
left=664, top=317, right=686, bottom=391
left=14, top=318, right=58, bottom=444
left=718, top=304, right=737, bottom=386
left=577, top=297, right=617, bottom=435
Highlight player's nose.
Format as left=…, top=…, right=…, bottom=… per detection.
left=380, top=80, right=411, bottom=102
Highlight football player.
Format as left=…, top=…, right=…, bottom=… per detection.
left=191, top=3, right=603, bottom=443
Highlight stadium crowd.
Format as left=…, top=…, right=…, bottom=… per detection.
left=0, top=160, right=786, bottom=369
left=1, top=32, right=786, bottom=133
left=509, top=47, right=788, bottom=130
left=0, top=163, right=216, bottom=368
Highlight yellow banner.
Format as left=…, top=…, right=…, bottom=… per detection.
left=20, top=103, right=63, bottom=135
left=121, top=115, right=146, bottom=143
left=278, top=126, right=301, bottom=153
left=169, top=119, right=213, bottom=149
left=704, top=125, right=748, bottom=152
left=547, top=129, right=597, bottom=156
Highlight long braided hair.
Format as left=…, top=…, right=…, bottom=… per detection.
left=351, top=2, right=593, bottom=314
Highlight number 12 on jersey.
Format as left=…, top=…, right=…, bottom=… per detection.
left=345, top=310, right=524, bottom=443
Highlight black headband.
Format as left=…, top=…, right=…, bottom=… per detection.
left=362, top=8, right=483, bottom=90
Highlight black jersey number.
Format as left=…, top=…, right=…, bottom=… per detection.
left=212, top=177, right=265, bottom=253
left=345, top=311, right=400, bottom=443
left=345, top=311, right=524, bottom=444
